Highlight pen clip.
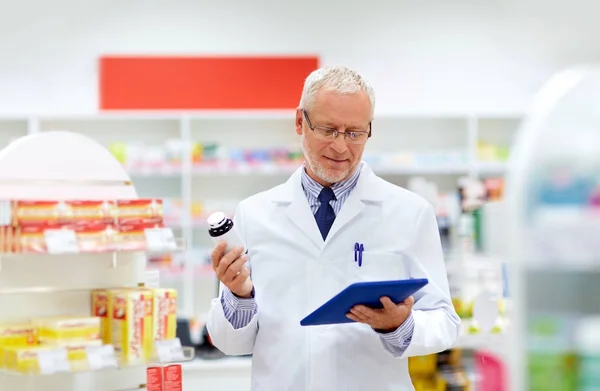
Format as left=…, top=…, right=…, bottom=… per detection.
left=354, top=243, right=359, bottom=264
left=358, top=244, right=364, bottom=267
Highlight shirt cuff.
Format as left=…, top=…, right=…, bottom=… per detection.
left=221, top=286, right=256, bottom=312
left=377, top=312, right=415, bottom=348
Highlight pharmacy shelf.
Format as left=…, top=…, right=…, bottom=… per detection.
left=126, top=162, right=509, bottom=178
left=0, top=342, right=194, bottom=391
left=0, top=131, right=183, bottom=391
left=0, top=368, right=147, bottom=391
left=0, top=111, right=520, bottom=323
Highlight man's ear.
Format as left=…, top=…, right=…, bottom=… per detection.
left=295, top=108, right=303, bottom=136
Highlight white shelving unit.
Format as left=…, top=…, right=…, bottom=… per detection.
left=0, top=110, right=522, bottom=320
left=506, top=66, right=600, bottom=390
left=0, top=130, right=146, bottom=391
left=0, top=130, right=194, bottom=391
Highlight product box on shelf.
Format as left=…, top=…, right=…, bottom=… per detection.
left=3, top=345, right=68, bottom=374
left=147, top=365, right=164, bottom=391
left=7, top=199, right=162, bottom=227
left=52, top=339, right=103, bottom=372
left=114, top=199, right=163, bottom=226
left=70, top=223, right=116, bottom=253
left=113, top=222, right=165, bottom=252
left=409, top=349, right=470, bottom=391
left=153, top=289, right=177, bottom=341
left=10, top=200, right=116, bottom=227
left=107, top=288, right=154, bottom=365
left=147, top=364, right=183, bottom=391
left=0, top=198, right=178, bottom=254
left=31, top=316, right=101, bottom=343
left=0, top=324, right=38, bottom=346
left=0, top=324, right=38, bottom=368
left=91, top=289, right=110, bottom=343
left=0, top=314, right=105, bottom=375
left=0, top=286, right=185, bottom=378
left=94, top=287, right=179, bottom=365
left=163, top=364, right=183, bottom=391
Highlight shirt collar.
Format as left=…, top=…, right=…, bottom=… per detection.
left=301, top=161, right=363, bottom=201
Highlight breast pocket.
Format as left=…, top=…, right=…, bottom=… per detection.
left=347, top=251, right=409, bottom=283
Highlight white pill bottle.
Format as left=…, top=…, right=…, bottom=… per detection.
left=206, top=211, right=244, bottom=253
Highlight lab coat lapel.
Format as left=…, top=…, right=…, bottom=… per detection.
left=274, top=167, right=323, bottom=250
left=325, top=164, right=384, bottom=243
left=325, top=190, right=364, bottom=242
left=284, top=193, right=323, bottom=250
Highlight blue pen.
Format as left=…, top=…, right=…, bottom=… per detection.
left=358, top=244, right=364, bottom=267
left=354, top=243, right=359, bottom=264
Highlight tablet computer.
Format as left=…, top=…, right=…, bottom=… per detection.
left=300, top=278, right=429, bottom=326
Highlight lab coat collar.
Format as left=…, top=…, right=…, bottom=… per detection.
left=271, top=162, right=385, bottom=203
left=272, top=162, right=385, bottom=249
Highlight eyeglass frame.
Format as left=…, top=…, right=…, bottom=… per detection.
left=302, top=109, right=372, bottom=144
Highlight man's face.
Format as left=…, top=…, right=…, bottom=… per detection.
left=295, top=90, right=372, bottom=186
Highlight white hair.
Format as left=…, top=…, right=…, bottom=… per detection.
left=299, top=65, right=375, bottom=115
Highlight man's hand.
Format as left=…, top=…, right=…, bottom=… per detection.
left=346, top=296, right=415, bottom=332
left=211, top=241, right=253, bottom=298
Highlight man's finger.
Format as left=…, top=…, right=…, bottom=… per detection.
left=224, top=255, right=249, bottom=283
left=403, top=296, right=415, bottom=306
left=349, top=309, right=370, bottom=323
left=211, top=241, right=227, bottom=269
left=346, top=313, right=360, bottom=322
left=352, top=306, right=376, bottom=319
left=380, top=296, right=396, bottom=310
left=229, top=266, right=251, bottom=292
left=216, top=246, right=245, bottom=277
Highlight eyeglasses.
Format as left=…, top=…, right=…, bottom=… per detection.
left=302, top=109, right=371, bottom=145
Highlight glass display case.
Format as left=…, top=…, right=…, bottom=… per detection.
left=506, top=65, right=600, bottom=391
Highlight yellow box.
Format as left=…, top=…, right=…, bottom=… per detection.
left=153, top=288, right=177, bottom=341
left=4, top=345, right=59, bottom=374
left=0, top=324, right=38, bottom=346
left=109, top=288, right=154, bottom=365
left=91, top=289, right=110, bottom=343
left=43, top=339, right=103, bottom=372
left=31, top=316, right=101, bottom=342
left=0, top=324, right=38, bottom=368
left=409, top=354, right=438, bottom=377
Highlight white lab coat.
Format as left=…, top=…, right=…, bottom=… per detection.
left=207, top=163, right=461, bottom=391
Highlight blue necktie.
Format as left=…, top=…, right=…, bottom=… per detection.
left=315, top=187, right=336, bottom=240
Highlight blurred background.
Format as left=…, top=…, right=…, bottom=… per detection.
left=2, top=0, right=599, bottom=389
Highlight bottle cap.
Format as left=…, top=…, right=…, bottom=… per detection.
left=207, top=212, right=227, bottom=229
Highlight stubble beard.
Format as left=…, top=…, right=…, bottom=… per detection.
left=301, top=134, right=356, bottom=185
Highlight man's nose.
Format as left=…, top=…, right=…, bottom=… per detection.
left=331, top=133, right=348, bottom=153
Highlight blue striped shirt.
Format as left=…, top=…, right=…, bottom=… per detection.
left=300, top=161, right=363, bottom=216
left=220, top=162, right=414, bottom=355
